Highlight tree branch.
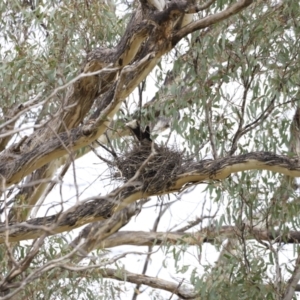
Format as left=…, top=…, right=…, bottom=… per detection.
left=283, top=251, right=300, bottom=300
left=172, top=0, right=254, bottom=45
left=98, top=227, right=300, bottom=248
left=101, top=268, right=197, bottom=300
left=1, top=152, right=300, bottom=244
left=69, top=201, right=145, bottom=260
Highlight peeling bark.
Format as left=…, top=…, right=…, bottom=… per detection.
left=1, top=151, right=299, bottom=243
left=98, top=227, right=300, bottom=248
left=0, top=0, right=255, bottom=224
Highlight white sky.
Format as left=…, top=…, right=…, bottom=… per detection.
left=2, top=1, right=299, bottom=298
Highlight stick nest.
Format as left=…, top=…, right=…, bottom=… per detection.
left=114, top=142, right=185, bottom=193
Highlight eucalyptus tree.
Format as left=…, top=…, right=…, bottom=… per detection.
left=0, top=0, right=300, bottom=299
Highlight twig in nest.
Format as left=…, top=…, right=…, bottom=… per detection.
left=112, top=142, right=187, bottom=193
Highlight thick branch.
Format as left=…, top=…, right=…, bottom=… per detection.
left=70, top=202, right=143, bottom=259
left=99, top=227, right=300, bottom=248
left=0, top=53, right=160, bottom=186
left=172, top=0, right=254, bottom=45
left=1, top=152, right=300, bottom=243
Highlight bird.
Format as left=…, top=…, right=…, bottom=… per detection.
left=126, top=120, right=152, bottom=142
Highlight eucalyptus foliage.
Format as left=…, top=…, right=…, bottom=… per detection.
left=1, top=0, right=300, bottom=299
